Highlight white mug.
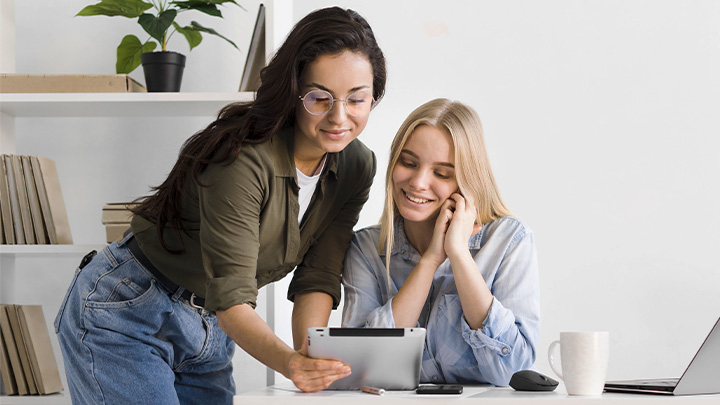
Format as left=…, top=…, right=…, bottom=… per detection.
left=548, top=331, right=609, bottom=395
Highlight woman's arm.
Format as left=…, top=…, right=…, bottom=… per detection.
left=292, top=292, right=333, bottom=351
left=217, top=303, right=350, bottom=392
left=443, top=193, right=492, bottom=330
left=454, top=219, right=540, bottom=385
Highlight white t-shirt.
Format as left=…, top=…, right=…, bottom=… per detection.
left=296, top=156, right=326, bottom=224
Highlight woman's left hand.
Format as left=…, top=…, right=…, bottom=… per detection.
left=444, top=193, right=482, bottom=259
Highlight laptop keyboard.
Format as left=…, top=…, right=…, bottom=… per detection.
left=633, top=379, right=679, bottom=386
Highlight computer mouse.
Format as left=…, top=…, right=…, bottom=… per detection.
left=509, top=370, right=559, bottom=392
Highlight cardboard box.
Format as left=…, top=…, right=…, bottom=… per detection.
left=0, top=74, right=146, bottom=93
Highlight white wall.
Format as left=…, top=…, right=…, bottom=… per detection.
left=290, top=0, right=720, bottom=382
left=7, top=0, right=720, bottom=393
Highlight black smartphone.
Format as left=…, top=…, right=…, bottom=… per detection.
left=416, top=384, right=463, bottom=395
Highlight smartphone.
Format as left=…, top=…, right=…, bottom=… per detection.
left=416, top=384, right=463, bottom=395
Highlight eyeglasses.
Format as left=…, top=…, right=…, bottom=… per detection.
left=299, top=89, right=375, bottom=117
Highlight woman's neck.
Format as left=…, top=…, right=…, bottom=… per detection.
left=402, top=217, right=436, bottom=255
left=295, top=154, right=325, bottom=176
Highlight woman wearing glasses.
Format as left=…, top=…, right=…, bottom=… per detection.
left=55, top=7, right=385, bottom=403
left=342, top=99, right=540, bottom=386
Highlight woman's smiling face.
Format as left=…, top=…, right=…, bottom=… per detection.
left=392, top=125, right=458, bottom=225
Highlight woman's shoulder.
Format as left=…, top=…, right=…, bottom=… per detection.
left=351, top=224, right=381, bottom=249
left=338, top=139, right=375, bottom=168
left=479, top=216, right=534, bottom=244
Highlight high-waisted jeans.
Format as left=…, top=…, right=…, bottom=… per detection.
left=55, top=231, right=235, bottom=404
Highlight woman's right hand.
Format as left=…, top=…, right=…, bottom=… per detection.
left=287, top=350, right=351, bottom=393
left=422, top=198, right=455, bottom=267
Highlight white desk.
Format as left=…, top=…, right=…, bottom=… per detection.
left=235, top=383, right=720, bottom=404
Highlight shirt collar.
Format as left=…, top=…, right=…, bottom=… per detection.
left=271, top=127, right=339, bottom=180
left=387, top=217, right=485, bottom=259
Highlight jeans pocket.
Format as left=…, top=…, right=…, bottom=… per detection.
left=54, top=266, right=83, bottom=333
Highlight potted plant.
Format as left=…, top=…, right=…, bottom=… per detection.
left=77, top=0, right=242, bottom=92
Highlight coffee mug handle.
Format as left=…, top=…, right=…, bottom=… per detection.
left=548, top=340, right=564, bottom=381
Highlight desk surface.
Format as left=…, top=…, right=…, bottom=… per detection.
left=235, top=383, right=720, bottom=404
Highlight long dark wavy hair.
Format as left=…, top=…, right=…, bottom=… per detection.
left=131, top=7, right=387, bottom=252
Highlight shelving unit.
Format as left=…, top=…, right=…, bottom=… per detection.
left=1, top=0, right=295, bottom=400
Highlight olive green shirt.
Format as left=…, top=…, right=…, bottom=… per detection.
left=131, top=127, right=376, bottom=312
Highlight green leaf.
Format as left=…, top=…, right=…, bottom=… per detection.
left=138, top=9, right=177, bottom=43
left=77, top=0, right=153, bottom=18
left=174, top=22, right=203, bottom=50
left=116, top=34, right=156, bottom=74
left=171, top=1, right=241, bottom=17
left=189, top=21, right=238, bottom=50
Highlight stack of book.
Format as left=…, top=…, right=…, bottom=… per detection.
left=102, top=203, right=136, bottom=243
left=0, top=155, right=72, bottom=245
left=0, top=304, right=63, bottom=396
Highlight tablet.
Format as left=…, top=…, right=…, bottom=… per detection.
left=307, top=327, right=426, bottom=390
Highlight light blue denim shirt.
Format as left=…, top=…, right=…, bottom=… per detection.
left=342, top=216, right=540, bottom=386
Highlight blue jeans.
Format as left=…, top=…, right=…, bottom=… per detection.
left=55, top=232, right=235, bottom=404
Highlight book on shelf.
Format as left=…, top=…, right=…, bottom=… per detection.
left=0, top=305, right=63, bottom=396
left=21, top=156, right=49, bottom=244
left=239, top=4, right=266, bottom=92
left=36, top=156, right=73, bottom=244
left=11, top=155, right=36, bottom=244
left=3, top=155, right=25, bottom=244
left=0, top=73, right=146, bottom=93
left=102, top=202, right=136, bottom=243
left=0, top=305, right=27, bottom=395
left=0, top=155, right=72, bottom=245
left=101, top=202, right=137, bottom=224
left=3, top=305, right=38, bottom=394
left=0, top=157, right=12, bottom=244
left=15, top=306, right=63, bottom=395
left=0, top=308, right=19, bottom=395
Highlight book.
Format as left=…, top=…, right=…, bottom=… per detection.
left=30, top=156, right=56, bottom=244
left=16, top=306, right=63, bottom=395
left=105, top=224, right=129, bottom=243
left=0, top=305, right=27, bottom=395
left=4, top=305, right=37, bottom=394
left=36, top=156, right=73, bottom=244
left=0, top=311, right=18, bottom=395
left=101, top=202, right=137, bottom=224
left=11, top=155, right=36, bottom=244
left=3, top=155, right=25, bottom=244
left=22, top=155, right=49, bottom=244
left=0, top=154, right=11, bottom=244
left=239, top=4, right=266, bottom=92
left=0, top=73, right=146, bottom=93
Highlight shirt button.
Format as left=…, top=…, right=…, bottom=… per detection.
left=502, top=347, right=509, bottom=354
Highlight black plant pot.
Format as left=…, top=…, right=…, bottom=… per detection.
left=140, top=51, right=186, bottom=92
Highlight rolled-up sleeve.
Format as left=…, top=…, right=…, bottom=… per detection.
left=200, top=152, right=266, bottom=312
left=460, top=230, right=540, bottom=385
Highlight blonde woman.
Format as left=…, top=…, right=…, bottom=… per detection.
left=342, top=99, right=539, bottom=386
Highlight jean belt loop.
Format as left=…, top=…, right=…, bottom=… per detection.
left=171, top=287, right=185, bottom=302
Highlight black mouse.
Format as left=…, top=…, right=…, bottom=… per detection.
left=509, top=370, right=559, bottom=392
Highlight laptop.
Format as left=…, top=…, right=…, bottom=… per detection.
left=307, top=327, right=426, bottom=390
left=604, top=317, right=720, bottom=395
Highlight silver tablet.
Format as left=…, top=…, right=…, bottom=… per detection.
left=307, top=327, right=426, bottom=390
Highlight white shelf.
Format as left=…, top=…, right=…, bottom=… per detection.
left=0, top=244, right=106, bottom=257
left=0, top=393, right=70, bottom=404
left=0, top=92, right=254, bottom=117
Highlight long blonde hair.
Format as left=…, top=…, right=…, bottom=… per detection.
left=378, top=98, right=512, bottom=287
